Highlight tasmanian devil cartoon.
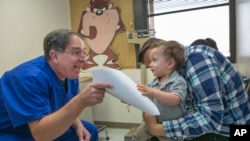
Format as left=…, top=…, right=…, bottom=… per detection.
left=78, top=0, right=125, bottom=69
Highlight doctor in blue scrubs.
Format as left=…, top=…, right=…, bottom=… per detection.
left=0, top=29, right=112, bottom=141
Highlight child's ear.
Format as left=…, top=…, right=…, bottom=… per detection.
left=168, top=58, right=176, bottom=69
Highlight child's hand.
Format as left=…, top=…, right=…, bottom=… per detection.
left=136, top=84, right=154, bottom=97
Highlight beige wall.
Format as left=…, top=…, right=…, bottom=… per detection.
left=0, top=0, right=71, bottom=76
left=235, top=0, right=250, bottom=75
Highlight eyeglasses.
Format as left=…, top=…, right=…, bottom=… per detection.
left=63, top=51, right=89, bottom=59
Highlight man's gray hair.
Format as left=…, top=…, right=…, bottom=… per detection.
left=43, top=29, right=82, bottom=60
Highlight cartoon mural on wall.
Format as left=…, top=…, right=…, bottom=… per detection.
left=78, top=0, right=125, bottom=70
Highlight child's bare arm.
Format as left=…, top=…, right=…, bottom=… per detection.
left=137, top=84, right=181, bottom=106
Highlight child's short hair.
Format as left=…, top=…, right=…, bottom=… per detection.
left=154, top=40, right=185, bottom=70
left=139, top=38, right=185, bottom=70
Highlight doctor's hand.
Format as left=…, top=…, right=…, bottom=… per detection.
left=79, top=82, right=113, bottom=106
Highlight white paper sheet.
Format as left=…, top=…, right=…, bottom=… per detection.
left=91, top=68, right=160, bottom=115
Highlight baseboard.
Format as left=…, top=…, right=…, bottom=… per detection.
left=94, top=121, right=140, bottom=129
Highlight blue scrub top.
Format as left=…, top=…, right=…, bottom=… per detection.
left=0, top=56, right=79, bottom=138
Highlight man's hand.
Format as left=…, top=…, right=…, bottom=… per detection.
left=73, top=118, right=91, bottom=141
left=76, top=125, right=91, bottom=141
left=79, top=83, right=113, bottom=106
left=143, top=112, right=166, bottom=137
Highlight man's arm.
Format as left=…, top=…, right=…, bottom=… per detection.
left=28, top=95, right=87, bottom=141
left=143, top=112, right=166, bottom=137
left=28, top=83, right=112, bottom=141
